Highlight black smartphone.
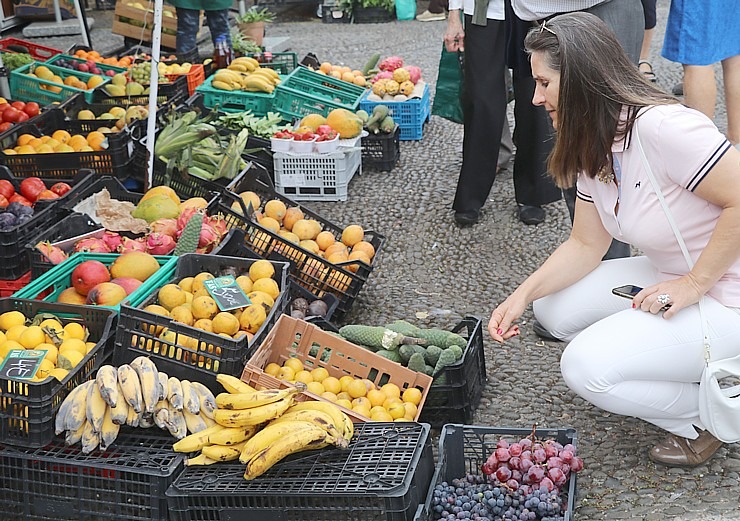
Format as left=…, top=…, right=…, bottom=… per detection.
left=612, top=284, right=643, bottom=299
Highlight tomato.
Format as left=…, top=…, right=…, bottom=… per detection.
left=8, top=193, right=31, bottom=206
left=15, top=112, right=29, bottom=123
left=50, top=182, right=72, bottom=196
left=20, top=177, right=46, bottom=202
left=23, top=102, right=40, bottom=118
left=0, top=179, right=14, bottom=199
left=10, top=101, right=25, bottom=111
left=2, top=107, right=21, bottom=123
left=35, top=189, right=59, bottom=201
left=0, top=122, right=12, bottom=133
left=0, top=194, right=8, bottom=208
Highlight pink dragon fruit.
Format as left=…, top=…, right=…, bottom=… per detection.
left=371, top=70, right=394, bottom=84
left=117, top=236, right=147, bottom=253
left=102, top=231, right=124, bottom=252
left=35, top=241, right=68, bottom=265
left=197, top=223, right=221, bottom=252
left=176, top=207, right=201, bottom=232
left=205, top=214, right=228, bottom=239
left=149, top=218, right=179, bottom=239
left=378, top=56, right=404, bottom=72
left=145, top=232, right=176, bottom=255
left=74, top=237, right=111, bottom=253
left=405, top=65, right=422, bottom=85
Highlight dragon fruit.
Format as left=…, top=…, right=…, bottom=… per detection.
left=378, top=56, right=404, bottom=72
left=149, top=218, right=178, bottom=239
left=177, top=207, right=200, bottom=232
left=371, top=70, right=394, bottom=84
left=117, top=236, right=147, bottom=253
left=197, top=223, right=221, bottom=252
left=405, top=65, right=422, bottom=85
left=102, top=231, right=124, bottom=252
left=35, top=241, right=68, bottom=265
left=74, top=237, right=111, bottom=253
left=205, top=214, right=228, bottom=239
left=145, top=232, right=176, bottom=255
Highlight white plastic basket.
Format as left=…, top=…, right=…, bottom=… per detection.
left=273, top=147, right=362, bottom=202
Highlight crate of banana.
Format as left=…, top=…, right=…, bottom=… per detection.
left=172, top=373, right=353, bottom=481
left=197, top=57, right=283, bottom=115
left=54, top=356, right=221, bottom=453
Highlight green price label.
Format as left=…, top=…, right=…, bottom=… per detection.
left=0, top=349, right=47, bottom=380
left=203, top=276, right=252, bottom=311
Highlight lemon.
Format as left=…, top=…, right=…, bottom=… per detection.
left=321, top=391, right=338, bottom=402
left=387, top=401, right=407, bottom=420
left=19, top=326, right=46, bottom=349
left=352, top=405, right=372, bottom=419
left=370, top=409, right=394, bottom=422
left=283, top=357, right=304, bottom=374
left=211, top=312, right=239, bottom=336
left=63, top=322, right=86, bottom=341
left=275, top=365, right=295, bottom=382
left=192, top=272, right=215, bottom=293
left=322, top=376, right=341, bottom=395
left=0, top=340, right=24, bottom=359
left=0, top=331, right=5, bottom=344
left=57, top=350, right=84, bottom=369
left=402, top=387, right=422, bottom=406
left=251, top=278, right=280, bottom=300
left=367, top=388, right=388, bottom=408
left=178, top=276, right=195, bottom=293
left=5, top=324, right=28, bottom=343
left=48, top=367, right=70, bottom=382
left=380, top=383, right=401, bottom=400
left=339, top=375, right=355, bottom=393
left=335, top=398, right=352, bottom=409
left=158, top=284, right=187, bottom=311
left=294, top=370, right=314, bottom=385
left=264, top=362, right=281, bottom=376
left=38, top=318, right=63, bottom=333
left=248, top=260, right=275, bottom=282
left=170, top=306, right=194, bottom=327
left=347, top=379, right=367, bottom=399
left=351, top=396, right=371, bottom=410
left=306, top=381, right=325, bottom=395
left=310, top=367, right=329, bottom=383
left=36, top=343, right=58, bottom=365
left=59, top=339, right=87, bottom=357
left=35, top=359, right=55, bottom=380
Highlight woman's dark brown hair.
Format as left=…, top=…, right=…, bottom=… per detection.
left=524, top=12, right=677, bottom=188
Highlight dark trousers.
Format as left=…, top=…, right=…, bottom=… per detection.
left=452, top=16, right=507, bottom=214
left=176, top=8, right=231, bottom=56
left=428, top=0, right=448, bottom=14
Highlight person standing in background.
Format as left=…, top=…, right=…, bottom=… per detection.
left=169, top=0, right=233, bottom=57
left=638, top=0, right=657, bottom=82
left=662, top=0, right=740, bottom=149
left=417, top=0, right=448, bottom=22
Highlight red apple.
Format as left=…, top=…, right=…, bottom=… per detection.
left=70, top=260, right=110, bottom=296
left=110, top=277, right=143, bottom=295
left=86, top=282, right=127, bottom=306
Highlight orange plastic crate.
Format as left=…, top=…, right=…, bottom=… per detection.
left=241, top=315, right=433, bottom=423
left=165, top=64, right=205, bottom=97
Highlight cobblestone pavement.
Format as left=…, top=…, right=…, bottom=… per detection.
left=6, top=0, right=737, bottom=518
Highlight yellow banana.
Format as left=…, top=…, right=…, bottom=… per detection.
left=154, top=406, right=170, bottom=431
left=214, top=395, right=295, bottom=428
left=215, top=385, right=301, bottom=410
left=117, top=364, right=143, bottom=413
left=96, top=365, right=118, bottom=408
left=157, top=371, right=168, bottom=401
left=287, top=401, right=354, bottom=442
left=257, top=67, right=279, bottom=81
left=86, top=379, right=108, bottom=433
left=202, top=414, right=216, bottom=428
left=65, top=420, right=86, bottom=446
left=167, top=403, right=188, bottom=439
left=80, top=420, right=100, bottom=454
left=183, top=409, right=208, bottom=434
left=186, top=454, right=218, bottom=466
left=131, top=356, right=160, bottom=414
left=244, top=424, right=333, bottom=480
left=100, top=406, right=120, bottom=450
left=214, top=70, right=241, bottom=82
left=217, top=374, right=257, bottom=394
left=172, top=423, right=224, bottom=453
left=212, top=80, right=233, bottom=91
left=181, top=380, right=201, bottom=415
left=139, top=412, right=156, bottom=429
left=207, top=425, right=258, bottom=446
left=125, top=405, right=141, bottom=427
left=167, top=376, right=184, bottom=411
left=109, top=382, right=129, bottom=425
left=242, top=76, right=274, bottom=93
left=231, top=57, right=258, bottom=70
left=227, top=63, right=248, bottom=72
left=250, top=69, right=279, bottom=85
left=56, top=380, right=91, bottom=434
left=191, top=381, right=217, bottom=420
left=239, top=420, right=321, bottom=464
left=269, top=409, right=347, bottom=447
left=202, top=440, right=248, bottom=462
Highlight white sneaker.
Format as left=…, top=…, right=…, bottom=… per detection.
left=416, top=10, right=446, bottom=21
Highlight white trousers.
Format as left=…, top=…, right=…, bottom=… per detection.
left=533, top=256, right=740, bottom=439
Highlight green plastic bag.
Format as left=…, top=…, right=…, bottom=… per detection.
left=395, top=0, right=416, bottom=20
left=431, top=44, right=465, bottom=124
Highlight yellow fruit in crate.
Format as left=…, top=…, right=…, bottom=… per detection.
left=19, top=326, right=45, bottom=349
left=263, top=199, right=287, bottom=222
left=34, top=66, right=54, bottom=80
left=339, top=375, right=354, bottom=393
left=0, top=331, right=5, bottom=345
left=140, top=185, right=180, bottom=206
left=403, top=402, right=418, bottom=420
left=306, top=381, right=325, bottom=395
left=387, top=401, right=407, bottom=420
left=321, top=391, right=338, bottom=402
left=193, top=288, right=210, bottom=299
left=251, top=278, right=280, bottom=300
left=264, top=362, right=281, bottom=376
left=212, top=312, right=239, bottom=336
left=335, top=398, right=352, bottom=409
left=310, top=367, right=329, bottom=383
left=353, top=405, right=372, bottom=418
left=402, top=387, right=422, bottom=406
left=380, top=383, right=401, bottom=400
left=63, top=322, right=86, bottom=341
left=367, top=388, right=387, bottom=408
left=59, top=339, right=87, bottom=357
left=192, top=272, right=215, bottom=292
left=275, top=365, right=295, bottom=382
left=85, top=342, right=96, bottom=354
left=235, top=276, right=252, bottom=295
left=352, top=396, right=371, bottom=410
left=258, top=216, right=280, bottom=234
left=5, top=325, right=27, bottom=343
left=315, top=231, right=336, bottom=251
left=57, top=350, right=84, bottom=369
left=0, top=340, right=23, bottom=359
left=341, top=225, right=365, bottom=247
left=283, top=357, right=304, bottom=373
left=170, top=306, right=194, bottom=326
left=370, top=409, right=394, bottom=422
left=238, top=191, right=261, bottom=213
left=178, top=277, right=195, bottom=293
left=36, top=343, right=58, bottom=365
left=383, top=397, right=403, bottom=411
left=87, top=76, right=105, bottom=89
left=238, top=304, right=266, bottom=334
left=336, top=391, right=352, bottom=402
left=180, top=197, right=209, bottom=212
left=294, top=370, right=313, bottom=385
left=194, top=319, right=213, bottom=332
left=248, top=260, right=275, bottom=282
left=158, top=284, right=187, bottom=311
left=322, top=376, right=341, bottom=394
left=35, top=358, right=55, bottom=380
left=48, top=367, right=70, bottom=382
left=247, top=291, right=274, bottom=312
left=347, top=379, right=367, bottom=399
left=192, top=296, right=218, bottom=320
left=52, top=130, right=71, bottom=144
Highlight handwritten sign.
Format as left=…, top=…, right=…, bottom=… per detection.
left=203, top=276, right=251, bottom=311
left=0, top=350, right=47, bottom=380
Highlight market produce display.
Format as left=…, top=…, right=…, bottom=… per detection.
left=72, top=48, right=134, bottom=68
left=25, top=64, right=106, bottom=93
left=50, top=57, right=119, bottom=78
left=73, top=103, right=150, bottom=129
left=211, top=57, right=281, bottom=93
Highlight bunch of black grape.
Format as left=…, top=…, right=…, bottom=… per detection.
left=481, top=437, right=583, bottom=496
left=430, top=474, right=565, bottom=521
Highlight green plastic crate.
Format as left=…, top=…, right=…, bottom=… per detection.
left=195, top=74, right=277, bottom=114
left=13, top=252, right=177, bottom=312
left=246, top=52, right=298, bottom=75
left=272, top=66, right=368, bottom=120
left=10, top=61, right=111, bottom=104
left=44, top=54, right=128, bottom=75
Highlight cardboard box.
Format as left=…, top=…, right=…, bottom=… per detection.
left=13, top=0, right=76, bottom=20
left=111, top=0, right=201, bottom=51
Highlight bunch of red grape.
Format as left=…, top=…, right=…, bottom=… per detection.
left=481, top=436, right=583, bottom=496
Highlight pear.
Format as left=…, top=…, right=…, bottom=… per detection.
left=125, top=82, right=145, bottom=96
left=111, top=73, right=127, bottom=87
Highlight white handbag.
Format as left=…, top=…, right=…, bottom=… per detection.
left=634, top=121, right=740, bottom=443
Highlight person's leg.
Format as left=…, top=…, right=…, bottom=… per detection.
left=638, top=0, right=657, bottom=80
left=498, top=115, right=513, bottom=172
left=683, top=64, right=717, bottom=119
left=175, top=7, right=201, bottom=56
left=722, top=55, right=740, bottom=145
left=205, top=9, right=232, bottom=47
left=452, top=17, right=507, bottom=224
left=587, top=0, right=644, bottom=65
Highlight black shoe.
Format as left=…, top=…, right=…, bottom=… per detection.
left=518, top=205, right=545, bottom=225
left=454, top=210, right=479, bottom=226
left=532, top=320, right=562, bottom=342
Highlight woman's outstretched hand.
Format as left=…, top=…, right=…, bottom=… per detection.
left=633, top=275, right=704, bottom=319
left=488, top=296, right=526, bottom=343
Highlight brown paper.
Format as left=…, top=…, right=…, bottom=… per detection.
left=95, top=189, right=149, bottom=234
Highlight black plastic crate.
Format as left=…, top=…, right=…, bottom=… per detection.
left=414, top=425, right=578, bottom=521
left=209, top=169, right=385, bottom=320
left=114, top=253, right=290, bottom=390
left=419, top=317, right=486, bottom=427
left=166, top=422, right=435, bottom=521
left=0, top=298, right=116, bottom=448
left=0, top=164, right=93, bottom=211
left=353, top=5, right=396, bottom=23
left=362, top=124, right=401, bottom=171
left=26, top=212, right=103, bottom=279
left=0, top=107, right=133, bottom=179
left=0, top=430, right=184, bottom=520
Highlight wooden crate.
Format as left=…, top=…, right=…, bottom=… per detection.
left=111, top=0, right=202, bottom=51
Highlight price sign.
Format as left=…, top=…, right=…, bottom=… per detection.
left=0, top=349, right=47, bottom=380
left=203, top=276, right=252, bottom=311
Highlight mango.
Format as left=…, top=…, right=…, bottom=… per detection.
left=110, top=252, right=160, bottom=282
left=141, top=186, right=180, bottom=206
left=131, top=195, right=180, bottom=223
left=105, top=84, right=126, bottom=97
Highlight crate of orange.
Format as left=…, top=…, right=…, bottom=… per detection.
left=241, top=315, right=433, bottom=424
left=0, top=108, right=132, bottom=180
left=9, top=62, right=111, bottom=105
left=69, top=46, right=135, bottom=69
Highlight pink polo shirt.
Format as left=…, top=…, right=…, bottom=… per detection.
left=576, top=104, right=737, bottom=305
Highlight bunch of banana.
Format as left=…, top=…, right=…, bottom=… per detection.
left=178, top=374, right=354, bottom=480
left=211, top=63, right=281, bottom=94
left=226, top=56, right=260, bottom=73
left=55, top=357, right=219, bottom=453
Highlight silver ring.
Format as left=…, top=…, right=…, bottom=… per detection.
left=657, top=294, right=671, bottom=306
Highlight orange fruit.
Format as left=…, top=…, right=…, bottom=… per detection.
left=52, top=130, right=71, bottom=144
left=17, top=134, right=35, bottom=147
left=347, top=379, right=367, bottom=399
left=402, top=387, right=422, bottom=405
left=380, top=383, right=401, bottom=400
left=367, top=388, right=388, bottom=408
